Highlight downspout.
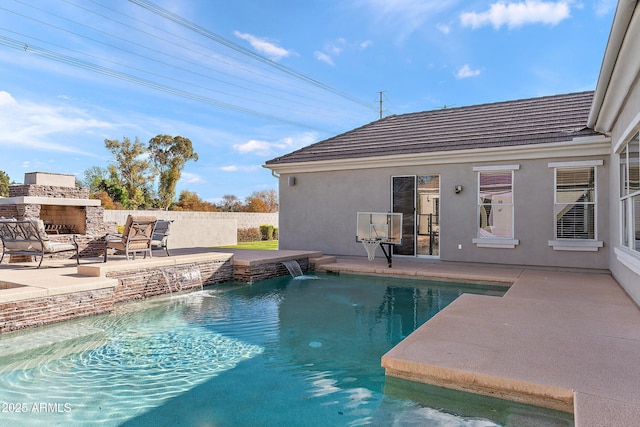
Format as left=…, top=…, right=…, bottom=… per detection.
left=588, top=0, right=638, bottom=132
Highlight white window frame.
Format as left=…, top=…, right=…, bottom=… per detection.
left=547, top=160, right=604, bottom=252
left=618, top=132, right=640, bottom=271
left=472, top=165, right=520, bottom=249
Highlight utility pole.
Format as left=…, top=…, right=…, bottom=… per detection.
left=378, top=90, right=385, bottom=119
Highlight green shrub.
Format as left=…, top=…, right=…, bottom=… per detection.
left=259, top=224, right=274, bottom=241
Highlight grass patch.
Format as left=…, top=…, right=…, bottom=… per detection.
left=216, top=240, right=279, bottom=250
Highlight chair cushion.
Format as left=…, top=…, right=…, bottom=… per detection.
left=44, top=242, right=76, bottom=253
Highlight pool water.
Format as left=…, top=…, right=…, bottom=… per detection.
left=0, top=273, right=573, bottom=426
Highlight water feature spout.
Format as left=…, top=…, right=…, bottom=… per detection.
left=160, top=264, right=203, bottom=296
left=281, top=260, right=303, bottom=277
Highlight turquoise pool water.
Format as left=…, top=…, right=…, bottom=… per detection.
left=0, top=273, right=573, bottom=426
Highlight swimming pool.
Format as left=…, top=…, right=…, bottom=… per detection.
left=0, top=272, right=572, bottom=426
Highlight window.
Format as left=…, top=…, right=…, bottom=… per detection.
left=554, top=167, right=595, bottom=239
left=548, top=160, right=603, bottom=251
left=620, top=133, right=640, bottom=254
left=472, top=165, right=519, bottom=248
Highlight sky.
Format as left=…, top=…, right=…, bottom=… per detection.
left=0, top=0, right=618, bottom=203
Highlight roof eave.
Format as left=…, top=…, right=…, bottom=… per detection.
left=588, top=0, right=639, bottom=133
left=263, top=136, right=611, bottom=174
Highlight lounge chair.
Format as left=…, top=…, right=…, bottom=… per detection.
left=104, top=215, right=157, bottom=262
left=0, top=219, right=79, bottom=268
left=151, top=219, right=173, bottom=256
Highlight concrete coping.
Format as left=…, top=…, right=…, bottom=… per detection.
left=226, top=250, right=323, bottom=266
left=78, top=252, right=234, bottom=277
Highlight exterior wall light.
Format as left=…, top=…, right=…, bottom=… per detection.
left=454, top=185, right=463, bottom=193
left=288, top=176, right=296, bottom=186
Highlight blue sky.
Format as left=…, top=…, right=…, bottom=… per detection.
left=0, top=0, right=617, bottom=202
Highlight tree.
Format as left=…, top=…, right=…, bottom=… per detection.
left=218, top=194, right=242, bottom=212
left=83, top=166, right=110, bottom=193
left=91, top=190, right=122, bottom=210
left=244, top=196, right=269, bottom=213
left=83, top=166, right=128, bottom=207
left=244, top=190, right=278, bottom=213
left=172, top=190, right=217, bottom=212
left=148, top=134, right=198, bottom=210
left=0, top=170, right=10, bottom=197
left=104, top=137, right=155, bottom=209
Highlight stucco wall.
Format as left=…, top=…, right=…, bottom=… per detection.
left=103, top=210, right=278, bottom=249
left=278, top=155, right=609, bottom=270
left=607, top=56, right=640, bottom=304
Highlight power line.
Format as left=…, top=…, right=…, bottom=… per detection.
left=1, top=0, right=377, bottom=129
left=128, top=0, right=375, bottom=111
left=0, top=35, right=323, bottom=130
left=1, top=1, right=368, bottom=124
left=8, top=1, right=309, bottom=105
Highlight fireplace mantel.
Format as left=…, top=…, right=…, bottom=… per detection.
left=0, top=197, right=101, bottom=207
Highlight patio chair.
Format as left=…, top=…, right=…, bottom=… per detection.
left=104, top=215, right=157, bottom=262
left=151, top=219, right=173, bottom=256
left=0, top=219, right=79, bottom=268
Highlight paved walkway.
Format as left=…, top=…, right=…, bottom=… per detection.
left=318, top=257, right=640, bottom=427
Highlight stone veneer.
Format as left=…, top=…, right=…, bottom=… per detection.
left=9, top=184, right=90, bottom=199
left=0, top=253, right=310, bottom=333
left=108, top=258, right=234, bottom=303
left=0, top=288, right=115, bottom=333
left=232, top=258, right=310, bottom=283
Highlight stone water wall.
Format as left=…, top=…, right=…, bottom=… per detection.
left=108, top=257, right=234, bottom=303
left=233, top=258, right=310, bottom=284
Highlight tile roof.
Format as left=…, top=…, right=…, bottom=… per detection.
left=265, top=91, right=602, bottom=165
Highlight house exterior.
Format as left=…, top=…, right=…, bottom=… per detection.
left=265, top=0, right=640, bottom=305
left=588, top=0, right=640, bottom=304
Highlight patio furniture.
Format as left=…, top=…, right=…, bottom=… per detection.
left=151, top=219, right=173, bottom=256
left=104, top=215, right=157, bottom=262
left=0, top=219, right=79, bottom=268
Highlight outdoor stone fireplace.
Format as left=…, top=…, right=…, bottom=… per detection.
left=0, top=172, right=115, bottom=260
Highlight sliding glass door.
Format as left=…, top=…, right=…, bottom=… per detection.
left=392, top=175, right=440, bottom=257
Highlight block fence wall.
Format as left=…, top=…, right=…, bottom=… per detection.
left=103, top=210, right=279, bottom=248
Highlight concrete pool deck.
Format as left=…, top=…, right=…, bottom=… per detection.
left=317, top=257, right=640, bottom=427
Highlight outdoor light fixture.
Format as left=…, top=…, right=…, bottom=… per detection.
left=288, top=176, right=296, bottom=186
left=454, top=185, right=463, bottom=193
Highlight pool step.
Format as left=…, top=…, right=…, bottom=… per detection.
left=309, top=255, right=336, bottom=268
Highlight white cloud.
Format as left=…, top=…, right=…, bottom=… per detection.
left=233, top=31, right=293, bottom=61
left=233, top=139, right=274, bottom=156
left=0, top=91, right=112, bottom=154
left=220, top=165, right=259, bottom=172
left=455, top=64, right=481, bottom=78
left=315, top=38, right=370, bottom=66
left=355, top=0, right=459, bottom=40
left=436, top=23, right=451, bottom=34
left=593, top=0, right=616, bottom=16
left=460, top=1, right=571, bottom=29
left=233, top=132, right=318, bottom=156
left=314, top=51, right=335, bottom=66
left=180, top=172, right=205, bottom=184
